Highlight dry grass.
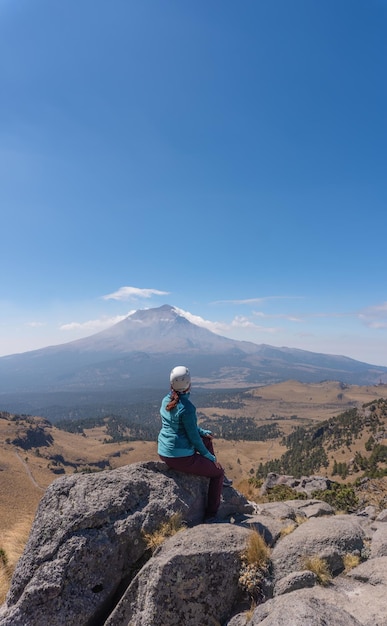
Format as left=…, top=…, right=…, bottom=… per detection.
left=280, top=512, right=308, bottom=538
left=280, top=523, right=297, bottom=537
left=235, top=478, right=262, bottom=503
left=0, top=516, right=33, bottom=604
left=302, top=555, right=332, bottom=586
left=343, top=553, right=361, bottom=572
left=141, top=512, right=185, bottom=552
left=243, top=530, right=270, bottom=568
left=243, top=601, right=257, bottom=623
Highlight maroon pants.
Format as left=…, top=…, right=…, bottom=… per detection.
left=159, top=437, right=224, bottom=517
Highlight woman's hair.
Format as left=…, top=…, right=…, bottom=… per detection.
left=166, top=388, right=180, bottom=411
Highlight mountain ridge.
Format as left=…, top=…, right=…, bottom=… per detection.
left=0, top=304, right=387, bottom=394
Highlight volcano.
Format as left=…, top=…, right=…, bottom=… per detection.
left=0, top=304, right=386, bottom=393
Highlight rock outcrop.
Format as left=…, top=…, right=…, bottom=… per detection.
left=0, top=463, right=386, bottom=626
left=260, top=472, right=332, bottom=497
left=271, top=515, right=365, bottom=579
left=0, top=461, right=251, bottom=626
left=11, top=424, right=54, bottom=449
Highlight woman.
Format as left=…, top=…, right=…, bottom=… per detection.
left=158, top=365, right=230, bottom=520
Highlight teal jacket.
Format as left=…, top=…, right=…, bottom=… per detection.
left=157, top=392, right=216, bottom=462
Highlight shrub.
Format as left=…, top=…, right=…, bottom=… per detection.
left=266, top=484, right=307, bottom=502
left=248, top=476, right=263, bottom=489
left=312, top=483, right=359, bottom=513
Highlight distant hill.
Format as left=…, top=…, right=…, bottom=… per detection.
left=0, top=305, right=387, bottom=398
left=254, top=396, right=387, bottom=484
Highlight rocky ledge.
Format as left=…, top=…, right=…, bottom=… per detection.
left=0, top=462, right=386, bottom=626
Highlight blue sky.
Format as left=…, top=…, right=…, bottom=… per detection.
left=1, top=0, right=387, bottom=365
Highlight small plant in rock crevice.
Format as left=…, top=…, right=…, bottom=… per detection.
left=141, top=512, right=186, bottom=552
left=238, top=530, right=271, bottom=602
left=280, top=513, right=308, bottom=537
left=302, top=555, right=332, bottom=586
left=280, top=523, right=297, bottom=537
left=343, top=553, right=361, bottom=572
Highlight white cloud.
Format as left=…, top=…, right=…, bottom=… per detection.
left=175, top=308, right=280, bottom=335
left=26, top=321, right=45, bottom=328
left=102, top=286, right=170, bottom=301
left=60, top=314, right=130, bottom=332
left=230, top=315, right=257, bottom=328
left=174, top=307, right=227, bottom=333
left=230, top=316, right=279, bottom=333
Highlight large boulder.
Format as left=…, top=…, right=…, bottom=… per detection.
left=0, top=461, right=252, bottom=626
left=347, top=555, right=387, bottom=585
left=273, top=570, right=318, bottom=596
left=260, top=473, right=332, bottom=498
left=1, top=467, right=387, bottom=626
left=271, top=515, right=365, bottom=581
left=370, top=524, right=387, bottom=557
left=105, top=524, right=251, bottom=626
left=252, top=501, right=303, bottom=521
left=286, top=498, right=335, bottom=518
left=227, top=593, right=363, bottom=626
left=237, top=499, right=334, bottom=547
left=228, top=534, right=387, bottom=626
left=252, top=499, right=334, bottom=521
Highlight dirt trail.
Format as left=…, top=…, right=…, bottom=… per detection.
left=15, top=451, right=45, bottom=492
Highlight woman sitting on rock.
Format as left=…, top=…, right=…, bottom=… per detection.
left=158, top=365, right=231, bottom=521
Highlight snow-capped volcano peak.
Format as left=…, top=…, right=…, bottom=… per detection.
left=1, top=304, right=386, bottom=393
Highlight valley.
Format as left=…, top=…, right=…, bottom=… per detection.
left=1, top=380, right=386, bottom=533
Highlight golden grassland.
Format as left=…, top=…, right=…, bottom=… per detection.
left=0, top=517, right=33, bottom=603
left=200, top=380, right=387, bottom=429
left=1, top=380, right=387, bottom=534
left=0, top=380, right=386, bottom=603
